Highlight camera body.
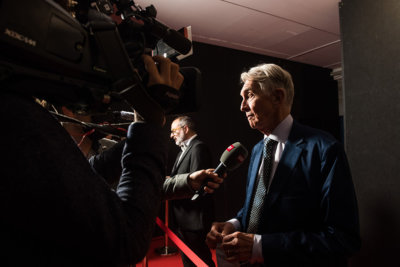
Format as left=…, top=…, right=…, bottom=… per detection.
left=0, top=0, right=197, bottom=125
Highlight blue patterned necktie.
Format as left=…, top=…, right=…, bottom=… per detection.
left=247, top=138, right=277, bottom=234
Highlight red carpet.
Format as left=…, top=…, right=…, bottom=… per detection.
left=136, top=236, right=217, bottom=267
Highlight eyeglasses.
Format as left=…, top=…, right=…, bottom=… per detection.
left=170, top=126, right=183, bottom=135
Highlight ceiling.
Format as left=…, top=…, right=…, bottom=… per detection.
left=134, top=0, right=342, bottom=70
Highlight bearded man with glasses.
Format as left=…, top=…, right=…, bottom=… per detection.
left=165, top=115, right=216, bottom=267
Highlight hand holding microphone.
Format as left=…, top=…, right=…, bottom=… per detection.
left=191, top=142, right=248, bottom=201
left=187, top=169, right=225, bottom=194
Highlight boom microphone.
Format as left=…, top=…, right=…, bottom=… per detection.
left=162, top=28, right=192, bottom=55
left=51, top=112, right=129, bottom=137
left=191, top=142, right=248, bottom=201
left=112, top=111, right=136, bottom=121
left=147, top=18, right=192, bottom=55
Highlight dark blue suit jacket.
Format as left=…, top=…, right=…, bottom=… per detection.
left=236, top=121, right=360, bottom=267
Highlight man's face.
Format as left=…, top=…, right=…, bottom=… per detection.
left=170, top=120, right=186, bottom=146
left=240, top=80, right=278, bottom=134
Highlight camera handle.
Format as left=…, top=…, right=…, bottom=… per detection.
left=88, top=18, right=165, bottom=125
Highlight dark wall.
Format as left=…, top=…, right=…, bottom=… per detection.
left=164, top=41, right=340, bottom=221
left=340, top=0, right=400, bottom=266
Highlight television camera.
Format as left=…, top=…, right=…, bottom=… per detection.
left=0, top=0, right=200, bottom=134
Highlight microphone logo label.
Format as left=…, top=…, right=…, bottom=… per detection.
left=227, top=145, right=235, bottom=152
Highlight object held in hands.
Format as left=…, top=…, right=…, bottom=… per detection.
left=191, top=142, right=248, bottom=201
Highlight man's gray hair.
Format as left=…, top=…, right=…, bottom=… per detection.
left=175, top=115, right=196, bottom=132
left=241, top=63, right=294, bottom=106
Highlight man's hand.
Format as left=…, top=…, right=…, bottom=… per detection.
left=188, top=169, right=225, bottom=193
left=206, top=222, right=235, bottom=249
left=138, top=55, right=183, bottom=125
left=142, top=55, right=184, bottom=89
left=221, top=231, right=254, bottom=263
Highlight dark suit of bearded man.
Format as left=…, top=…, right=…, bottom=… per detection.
left=168, top=116, right=216, bottom=267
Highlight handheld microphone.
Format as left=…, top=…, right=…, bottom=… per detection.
left=191, top=142, right=248, bottom=201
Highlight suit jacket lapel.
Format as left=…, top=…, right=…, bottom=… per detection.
left=242, top=140, right=263, bottom=227
left=266, top=122, right=304, bottom=208
left=171, top=151, right=182, bottom=175
left=171, top=138, right=197, bottom=175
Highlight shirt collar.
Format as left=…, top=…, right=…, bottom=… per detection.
left=181, top=134, right=197, bottom=150
left=264, top=114, right=293, bottom=143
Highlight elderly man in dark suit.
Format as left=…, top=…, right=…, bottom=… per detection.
left=206, top=63, right=360, bottom=267
left=167, top=115, right=216, bottom=267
